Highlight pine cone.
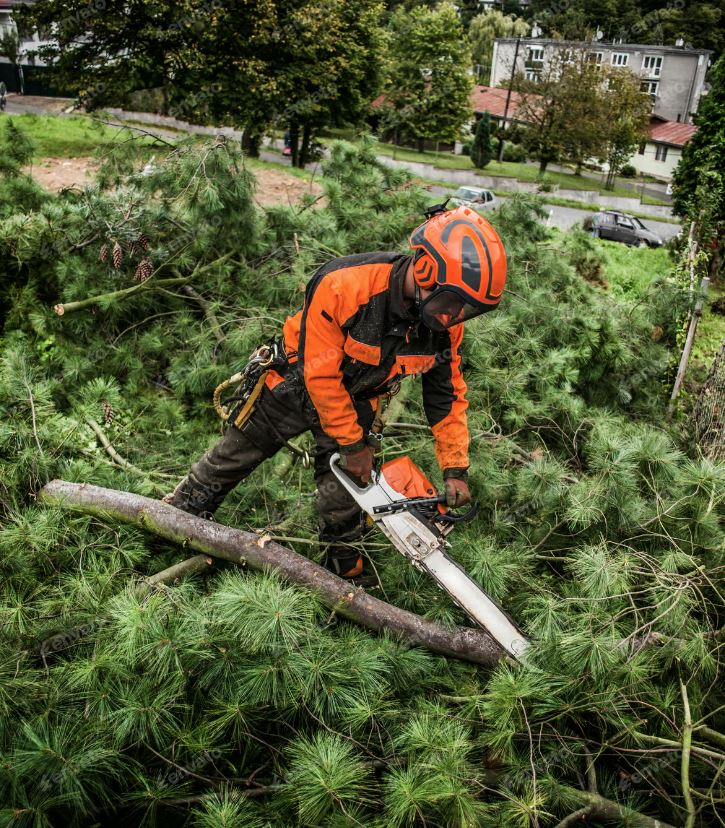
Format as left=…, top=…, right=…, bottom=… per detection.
left=136, top=232, right=149, bottom=252
left=134, top=257, right=153, bottom=282
left=102, top=400, right=115, bottom=426
left=99, top=243, right=109, bottom=263
left=112, top=241, right=123, bottom=270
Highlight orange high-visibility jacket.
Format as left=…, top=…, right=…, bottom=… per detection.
left=275, top=252, right=469, bottom=473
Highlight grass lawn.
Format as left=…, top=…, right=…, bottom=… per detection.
left=595, top=239, right=673, bottom=298
left=690, top=281, right=725, bottom=380
left=597, top=240, right=725, bottom=379
left=0, top=113, right=161, bottom=157
left=373, top=140, right=670, bottom=202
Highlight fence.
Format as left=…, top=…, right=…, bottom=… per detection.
left=693, top=340, right=725, bottom=462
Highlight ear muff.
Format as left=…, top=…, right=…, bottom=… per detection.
left=413, top=249, right=437, bottom=289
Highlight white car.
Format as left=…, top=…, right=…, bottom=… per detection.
left=449, top=186, right=497, bottom=211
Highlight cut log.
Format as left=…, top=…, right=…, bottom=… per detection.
left=40, top=480, right=503, bottom=666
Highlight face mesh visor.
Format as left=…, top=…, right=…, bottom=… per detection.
left=420, top=290, right=485, bottom=332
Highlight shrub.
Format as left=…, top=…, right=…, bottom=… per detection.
left=620, top=164, right=637, bottom=178
left=470, top=113, right=493, bottom=169
left=503, top=142, right=526, bottom=163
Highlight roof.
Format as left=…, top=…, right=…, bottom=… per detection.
left=494, top=37, right=712, bottom=57
left=648, top=118, right=697, bottom=146
left=373, top=86, right=535, bottom=123
left=470, top=85, right=533, bottom=119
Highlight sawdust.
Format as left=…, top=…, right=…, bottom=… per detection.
left=25, top=155, right=324, bottom=207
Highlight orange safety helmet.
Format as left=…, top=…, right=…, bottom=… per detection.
left=409, top=205, right=507, bottom=332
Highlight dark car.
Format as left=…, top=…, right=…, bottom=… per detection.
left=584, top=211, right=663, bottom=248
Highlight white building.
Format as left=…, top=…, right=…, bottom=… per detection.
left=0, top=0, right=52, bottom=94
left=631, top=117, right=697, bottom=180
left=490, top=37, right=711, bottom=123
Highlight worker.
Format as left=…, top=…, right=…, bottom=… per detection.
left=165, top=205, right=507, bottom=583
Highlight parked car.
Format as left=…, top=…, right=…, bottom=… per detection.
left=584, top=211, right=663, bottom=248
left=449, top=186, right=497, bottom=211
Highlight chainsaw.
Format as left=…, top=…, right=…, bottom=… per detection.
left=330, top=453, right=529, bottom=660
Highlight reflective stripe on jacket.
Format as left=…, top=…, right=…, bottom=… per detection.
left=278, top=252, right=469, bottom=472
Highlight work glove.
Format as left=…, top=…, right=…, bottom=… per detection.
left=444, top=476, right=472, bottom=508
left=339, top=442, right=375, bottom=485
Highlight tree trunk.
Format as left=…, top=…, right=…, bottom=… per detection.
left=161, top=83, right=170, bottom=117
left=417, top=137, right=424, bottom=153
left=538, top=158, right=548, bottom=174
left=289, top=121, right=300, bottom=168
left=39, top=480, right=504, bottom=667
left=299, top=121, right=312, bottom=169
left=241, top=129, right=260, bottom=158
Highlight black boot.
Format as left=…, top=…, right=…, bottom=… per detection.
left=163, top=475, right=221, bottom=519
left=322, top=546, right=378, bottom=587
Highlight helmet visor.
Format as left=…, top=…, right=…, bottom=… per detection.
left=419, top=289, right=485, bottom=332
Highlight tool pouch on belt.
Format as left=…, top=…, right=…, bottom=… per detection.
left=213, top=339, right=287, bottom=430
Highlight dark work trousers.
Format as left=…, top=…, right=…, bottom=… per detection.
left=167, top=368, right=375, bottom=551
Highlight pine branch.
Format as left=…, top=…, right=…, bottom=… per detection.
left=84, top=418, right=170, bottom=493
left=696, top=727, right=725, bottom=752
left=144, top=554, right=215, bottom=588
left=54, top=277, right=190, bottom=315
left=37, top=555, right=213, bottom=658
left=628, top=730, right=725, bottom=764
left=39, top=480, right=504, bottom=666
left=680, top=680, right=696, bottom=828
left=553, top=807, right=593, bottom=828
left=177, top=282, right=225, bottom=344
left=553, top=784, right=677, bottom=828
left=52, top=253, right=233, bottom=315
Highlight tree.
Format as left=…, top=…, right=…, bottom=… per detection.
left=673, top=53, right=725, bottom=279
left=515, top=52, right=648, bottom=177
left=19, top=0, right=384, bottom=168
left=470, top=111, right=493, bottom=168
left=0, top=30, right=23, bottom=94
left=468, top=9, right=529, bottom=84
left=17, top=0, right=198, bottom=111
left=270, top=0, right=385, bottom=168
left=383, top=2, right=472, bottom=151
left=601, top=67, right=650, bottom=190
left=526, top=0, right=725, bottom=55
left=515, top=48, right=610, bottom=174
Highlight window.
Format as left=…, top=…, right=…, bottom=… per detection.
left=641, top=80, right=659, bottom=96
left=616, top=216, right=634, bottom=229
left=655, top=145, right=668, bottom=161
left=524, top=68, right=541, bottom=81
left=642, top=55, right=663, bottom=76
left=526, top=46, right=544, bottom=64
left=611, top=52, right=629, bottom=67
left=588, top=52, right=603, bottom=66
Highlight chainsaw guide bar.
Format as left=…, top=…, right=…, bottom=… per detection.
left=330, top=454, right=529, bottom=660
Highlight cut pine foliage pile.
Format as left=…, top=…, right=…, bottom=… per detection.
left=0, top=122, right=723, bottom=827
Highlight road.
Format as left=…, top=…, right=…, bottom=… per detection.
left=427, top=185, right=682, bottom=242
